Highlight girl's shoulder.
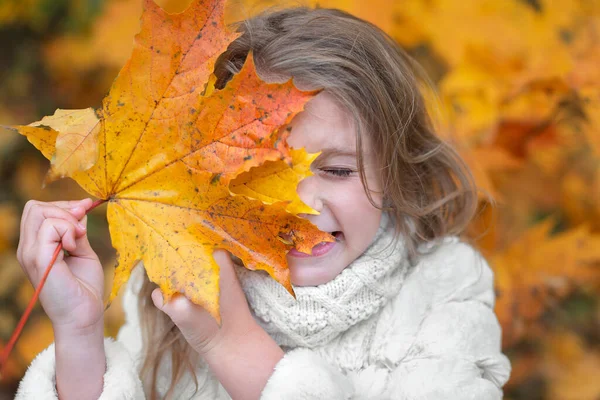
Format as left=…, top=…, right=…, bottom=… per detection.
left=411, top=237, right=495, bottom=306
left=370, top=237, right=499, bottom=367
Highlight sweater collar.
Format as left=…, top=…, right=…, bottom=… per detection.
left=237, top=214, right=410, bottom=348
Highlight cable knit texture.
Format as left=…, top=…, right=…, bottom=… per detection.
left=237, top=213, right=410, bottom=348
left=15, top=214, right=511, bottom=399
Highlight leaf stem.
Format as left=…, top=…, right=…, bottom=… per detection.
left=0, top=198, right=107, bottom=379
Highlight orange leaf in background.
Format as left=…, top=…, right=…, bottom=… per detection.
left=493, top=121, right=566, bottom=176
left=492, top=220, right=600, bottom=346
left=13, top=0, right=331, bottom=321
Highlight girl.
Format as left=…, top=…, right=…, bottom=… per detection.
left=15, top=6, right=511, bottom=400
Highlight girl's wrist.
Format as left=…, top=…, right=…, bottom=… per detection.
left=200, top=317, right=260, bottom=358
left=53, top=317, right=105, bottom=343
left=54, top=319, right=106, bottom=400
left=200, top=321, right=284, bottom=400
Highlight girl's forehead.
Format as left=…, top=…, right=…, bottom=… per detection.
left=302, top=92, right=350, bottom=120
left=287, top=92, right=357, bottom=154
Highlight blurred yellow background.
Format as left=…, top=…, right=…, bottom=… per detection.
left=0, top=0, right=599, bottom=398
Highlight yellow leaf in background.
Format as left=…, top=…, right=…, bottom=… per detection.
left=393, top=0, right=593, bottom=143
left=15, top=109, right=101, bottom=183
left=230, top=148, right=318, bottom=215
left=411, top=0, right=536, bottom=68
left=43, top=0, right=194, bottom=73
left=439, top=64, right=501, bottom=143
left=580, top=87, right=600, bottom=158
left=545, top=332, right=600, bottom=400
left=492, top=220, right=600, bottom=346
left=423, top=0, right=575, bottom=78
left=225, top=0, right=395, bottom=32
left=501, top=79, right=571, bottom=124
left=461, top=146, right=522, bottom=200
left=387, top=0, right=429, bottom=47
left=561, top=169, right=600, bottom=230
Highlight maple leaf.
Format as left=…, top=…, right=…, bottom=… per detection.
left=13, top=0, right=331, bottom=321
left=17, top=108, right=101, bottom=184
left=230, top=148, right=319, bottom=215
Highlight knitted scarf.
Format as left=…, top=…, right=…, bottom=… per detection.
left=237, top=214, right=410, bottom=349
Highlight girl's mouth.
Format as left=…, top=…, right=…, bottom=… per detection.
left=287, top=231, right=343, bottom=258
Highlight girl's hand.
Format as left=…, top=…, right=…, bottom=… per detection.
left=151, top=250, right=258, bottom=356
left=16, top=199, right=105, bottom=335
left=153, top=251, right=284, bottom=399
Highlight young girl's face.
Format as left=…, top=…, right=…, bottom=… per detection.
left=286, top=92, right=383, bottom=286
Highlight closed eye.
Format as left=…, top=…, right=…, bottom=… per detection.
left=321, top=168, right=354, bottom=177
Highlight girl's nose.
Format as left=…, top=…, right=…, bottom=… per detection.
left=296, top=176, right=324, bottom=213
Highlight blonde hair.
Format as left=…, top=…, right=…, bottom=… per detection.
left=138, top=7, right=478, bottom=398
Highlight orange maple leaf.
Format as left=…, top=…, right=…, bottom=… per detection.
left=13, top=0, right=331, bottom=321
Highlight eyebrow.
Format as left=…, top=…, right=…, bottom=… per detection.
left=318, top=148, right=357, bottom=158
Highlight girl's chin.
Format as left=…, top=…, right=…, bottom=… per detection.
left=288, top=267, right=334, bottom=287
left=287, top=252, right=347, bottom=287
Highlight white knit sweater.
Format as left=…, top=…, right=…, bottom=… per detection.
left=15, top=223, right=511, bottom=399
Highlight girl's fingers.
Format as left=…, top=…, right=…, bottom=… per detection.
left=19, top=203, right=88, bottom=260
left=153, top=250, right=248, bottom=329
left=18, top=199, right=91, bottom=260
left=23, top=218, right=78, bottom=286
left=37, top=218, right=78, bottom=251
left=50, top=198, right=93, bottom=211
left=20, top=199, right=89, bottom=234
left=152, top=289, right=214, bottom=332
left=212, top=250, right=247, bottom=312
left=152, top=251, right=256, bottom=355
left=66, top=215, right=97, bottom=259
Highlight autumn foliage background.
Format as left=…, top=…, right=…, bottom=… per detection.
left=0, top=0, right=599, bottom=398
